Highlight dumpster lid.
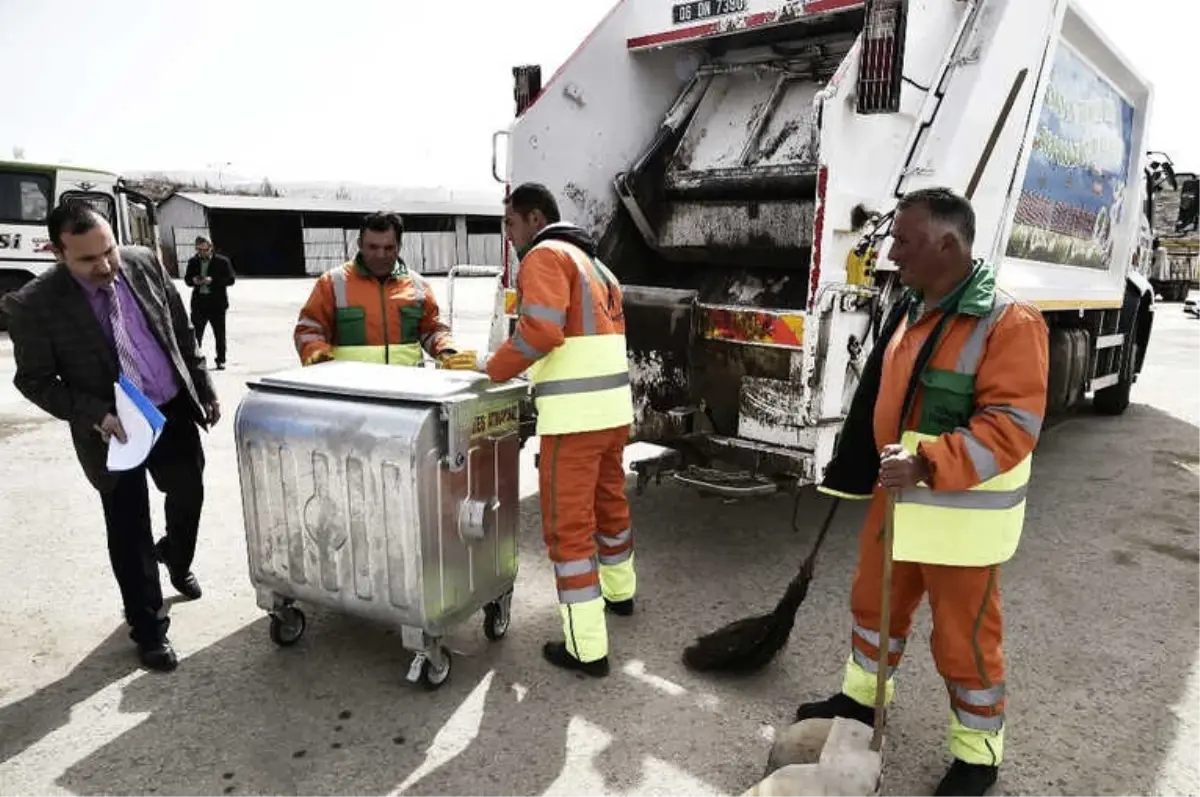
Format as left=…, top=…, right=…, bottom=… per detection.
left=249, top=361, right=526, bottom=404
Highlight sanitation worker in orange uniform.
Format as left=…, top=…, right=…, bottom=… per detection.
left=293, top=211, right=476, bottom=369
left=478, top=183, right=636, bottom=677
left=799, top=188, right=1049, bottom=796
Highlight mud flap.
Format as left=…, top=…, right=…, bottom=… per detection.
left=622, top=285, right=697, bottom=442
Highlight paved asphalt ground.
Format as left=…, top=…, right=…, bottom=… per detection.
left=0, top=277, right=1196, bottom=796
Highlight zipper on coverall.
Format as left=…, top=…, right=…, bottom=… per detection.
left=378, top=279, right=390, bottom=364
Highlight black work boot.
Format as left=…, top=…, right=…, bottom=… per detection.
left=542, top=641, right=610, bottom=678
left=604, top=597, right=634, bottom=616
left=794, top=692, right=876, bottom=727
left=934, top=759, right=999, bottom=796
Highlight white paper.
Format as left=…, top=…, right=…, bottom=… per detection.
left=106, top=380, right=165, bottom=472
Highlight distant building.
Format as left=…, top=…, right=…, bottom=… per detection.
left=156, top=191, right=507, bottom=277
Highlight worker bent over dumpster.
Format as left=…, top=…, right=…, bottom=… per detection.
left=801, top=188, right=1049, bottom=796
left=479, top=183, right=636, bottom=678
left=293, top=211, right=477, bottom=370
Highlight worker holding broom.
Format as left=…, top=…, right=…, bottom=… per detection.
left=476, top=182, right=636, bottom=678
left=794, top=188, right=1049, bottom=796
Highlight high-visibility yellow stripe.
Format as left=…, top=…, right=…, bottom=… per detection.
left=528, top=334, right=627, bottom=382
left=949, top=711, right=1005, bottom=765
left=817, top=485, right=873, bottom=500
left=331, top=343, right=423, bottom=366
left=598, top=553, right=636, bottom=601
left=529, top=334, right=634, bottom=434
left=893, top=431, right=1027, bottom=566
left=842, top=653, right=896, bottom=707
left=560, top=598, right=608, bottom=662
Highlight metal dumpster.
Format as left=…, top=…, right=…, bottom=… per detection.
left=233, top=361, right=526, bottom=689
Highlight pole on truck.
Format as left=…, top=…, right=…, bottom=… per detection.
left=966, top=68, right=1028, bottom=200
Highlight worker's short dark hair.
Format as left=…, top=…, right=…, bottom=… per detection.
left=47, top=200, right=104, bottom=250
left=360, top=212, right=404, bottom=243
left=195, top=235, right=211, bottom=246
left=507, top=183, right=561, bottom=224
left=898, top=187, right=976, bottom=249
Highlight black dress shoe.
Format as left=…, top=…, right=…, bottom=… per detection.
left=138, top=640, right=179, bottom=672
left=794, top=691, right=877, bottom=726
left=604, top=597, right=634, bottom=616
left=542, top=641, right=609, bottom=677
left=934, top=759, right=999, bottom=796
left=171, top=571, right=203, bottom=601
left=154, top=539, right=202, bottom=600
left=215, top=362, right=226, bottom=371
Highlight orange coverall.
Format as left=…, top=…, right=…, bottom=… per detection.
left=848, top=277, right=1048, bottom=765
left=486, top=236, right=634, bottom=645
left=293, top=259, right=454, bottom=365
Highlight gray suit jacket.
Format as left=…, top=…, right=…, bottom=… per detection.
left=3, top=246, right=217, bottom=492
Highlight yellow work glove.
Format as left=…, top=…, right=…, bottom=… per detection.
left=304, top=349, right=336, bottom=366
left=439, top=350, right=478, bottom=371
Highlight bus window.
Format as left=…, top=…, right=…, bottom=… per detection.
left=60, top=191, right=116, bottom=225
left=0, top=172, right=51, bottom=223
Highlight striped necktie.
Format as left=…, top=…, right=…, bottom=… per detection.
left=100, top=281, right=144, bottom=393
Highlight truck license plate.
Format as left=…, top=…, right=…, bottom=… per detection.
left=672, top=0, right=749, bottom=25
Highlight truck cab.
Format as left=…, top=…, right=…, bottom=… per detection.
left=0, top=160, right=159, bottom=329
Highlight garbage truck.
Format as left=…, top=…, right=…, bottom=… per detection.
left=0, top=159, right=160, bottom=330
left=1141, top=153, right=1199, bottom=302
left=487, top=0, right=1159, bottom=496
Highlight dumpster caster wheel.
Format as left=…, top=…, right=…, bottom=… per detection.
left=483, top=591, right=512, bottom=641
left=269, top=607, right=306, bottom=647
left=420, top=647, right=452, bottom=690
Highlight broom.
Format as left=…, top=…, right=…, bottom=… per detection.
left=681, top=498, right=842, bottom=673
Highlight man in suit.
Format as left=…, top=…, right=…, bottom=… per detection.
left=183, top=235, right=235, bottom=370
left=3, top=201, right=220, bottom=672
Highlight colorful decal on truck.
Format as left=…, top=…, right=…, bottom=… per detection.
left=701, top=305, right=805, bottom=348
left=1006, top=43, right=1135, bottom=271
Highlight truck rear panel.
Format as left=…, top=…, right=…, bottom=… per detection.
left=503, top=0, right=1154, bottom=488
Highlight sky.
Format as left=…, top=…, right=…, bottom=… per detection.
left=0, top=0, right=1195, bottom=193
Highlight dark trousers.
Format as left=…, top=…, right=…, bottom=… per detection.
left=191, top=302, right=227, bottom=365
left=99, top=396, right=205, bottom=645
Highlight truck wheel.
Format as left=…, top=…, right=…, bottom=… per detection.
left=1093, top=335, right=1137, bottom=416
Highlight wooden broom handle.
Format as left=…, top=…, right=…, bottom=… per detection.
left=870, top=491, right=896, bottom=752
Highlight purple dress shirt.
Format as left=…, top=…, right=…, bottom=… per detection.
left=74, top=273, right=181, bottom=407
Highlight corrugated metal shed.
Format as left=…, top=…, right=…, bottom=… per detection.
left=156, top=189, right=508, bottom=277
left=168, top=191, right=501, bottom=218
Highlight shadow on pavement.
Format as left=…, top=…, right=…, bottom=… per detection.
left=50, top=483, right=792, bottom=796
left=33, top=402, right=1200, bottom=796
left=0, top=626, right=140, bottom=767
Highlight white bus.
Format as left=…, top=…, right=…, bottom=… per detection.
left=0, top=160, right=159, bottom=329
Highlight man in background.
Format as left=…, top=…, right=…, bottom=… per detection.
left=294, top=212, right=476, bottom=369
left=184, top=235, right=235, bottom=370
left=4, top=202, right=219, bottom=672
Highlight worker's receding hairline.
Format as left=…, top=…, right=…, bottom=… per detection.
left=899, top=198, right=973, bottom=250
